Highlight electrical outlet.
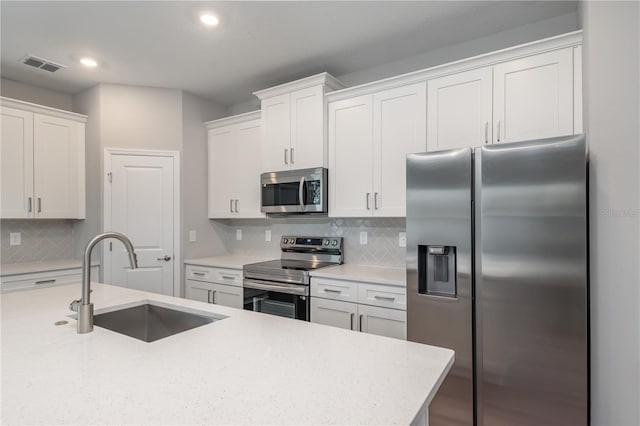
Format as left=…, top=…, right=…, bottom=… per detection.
left=359, top=231, right=368, bottom=245
left=236, top=229, right=242, bottom=241
left=398, top=232, right=407, bottom=248
left=189, top=230, right=197, bottom=242
left=9, top=232, right=21, bottom=246
left=265, top=230, right=272, bottom=242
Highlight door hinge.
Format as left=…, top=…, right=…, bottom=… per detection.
left=107, top=172, right=112, bottom=183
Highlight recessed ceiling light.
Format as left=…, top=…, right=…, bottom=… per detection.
left=200, top=14, right=219, bottom=27
left=80, top=57, right=97, bottom=67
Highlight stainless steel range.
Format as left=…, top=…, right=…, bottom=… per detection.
left=243, top=236, right=343, bottom=321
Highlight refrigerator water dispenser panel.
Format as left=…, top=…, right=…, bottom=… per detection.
left=418, top=245, right=457, bottom=297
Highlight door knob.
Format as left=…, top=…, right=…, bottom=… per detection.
left=157, top=255, right=172, bottom=261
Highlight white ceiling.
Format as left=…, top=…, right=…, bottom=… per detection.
left=1, top=1, right=577, bottom=107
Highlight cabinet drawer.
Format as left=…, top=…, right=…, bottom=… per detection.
left=310, top=277, right=358, bottom=303
left=358, top=283, right=406, bottom=310
left=1, top=266, right=98, bottom=293
left=185, top=265, right=242, bottom=287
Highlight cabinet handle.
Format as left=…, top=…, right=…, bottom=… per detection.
left=192, top=271, right=206, bottom=276
left=221, top=275, right=235, bottom=280
left=484, top=122, right=489, bottom=144
left=290, top=147, right=295, bottom=164
left=350, top=313, right=355, bottom=330
left=374, top=192, right=379, bottom=210
left=38, top=198, right=42, bottom=213
left=323, top=288, right=341, bottom=293
left=359, top=314, right=364, bottom=332
left=35, top=279, right=56, bottom=285
left=230, top=199, right=234, bottom=213
left=284, top=148, right=289, bottom=165
left=374, top=295, right=395, bottom=301
left=366, top=193, right=371, bottom=210
left=496, top=120, right=501, bottom=143
left=28, top=197, right=32, bottom=213
left=207, top=290, right=212, bottom=303
left=212, top=290, right=216, bottom=304
left=235, top=199, right=239, bottom=213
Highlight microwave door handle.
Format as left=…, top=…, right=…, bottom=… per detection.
left=299, top=176, right=306, bottom=209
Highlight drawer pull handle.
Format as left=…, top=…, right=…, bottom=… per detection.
left=221, top=275, right=235, bottom=280
left=192, top=272, right=206, bottom=276
left=374, top=295, right=395, bottom=301
left=35, top=279, right=56, bottom=285
left=323, top=288, right=341, bottom=293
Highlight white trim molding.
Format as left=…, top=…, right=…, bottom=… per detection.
left=0, top=96, right=88, bottom=123
left=253, top=72, right=344, bottom=100
left=204, top=110, right=261, bottom=129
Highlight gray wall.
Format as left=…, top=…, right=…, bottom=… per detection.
left=581, top=1, right=640, bottom=425
left=181, top=91, right=228, bottom=259
left=1, top=77, right=73, bottom=110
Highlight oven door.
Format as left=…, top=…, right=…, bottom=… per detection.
left=243, top=279, right=309, bottom=321
left=260, top=167, right=327, bottom=214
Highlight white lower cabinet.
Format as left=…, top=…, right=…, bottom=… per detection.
left=1, top=266, right=99, bottom=293
left=185, top=279, right=243, bottom=309
left=310, top=277, right=406, bottom=340
left=184, top=264, right=243, bottom=309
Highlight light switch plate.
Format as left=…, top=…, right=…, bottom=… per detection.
left=359, top=231, right=368, bottom=245
left=236, top=229, right=242, bottom=241
left=265, top=230, right=272, bottom=242
left=189, top=230, right=197, bottom=242
left=9, top=232, right=21, bottom=246
left=399, top=232, right=407, bottom=248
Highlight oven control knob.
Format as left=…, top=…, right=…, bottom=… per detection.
left=331, top=240, right=338, bottom=247
left=282, top=238, right=288, bottom=244
left=323, top=240, right=329, bottom=246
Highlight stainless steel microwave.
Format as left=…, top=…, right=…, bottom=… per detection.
left=260, top=167, right=328, bottom=215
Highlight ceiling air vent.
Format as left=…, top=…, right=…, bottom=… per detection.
left=21, top=54, right=66, bottom=73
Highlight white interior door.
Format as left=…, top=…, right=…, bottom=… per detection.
left=104, top=151, right=178, bottom=296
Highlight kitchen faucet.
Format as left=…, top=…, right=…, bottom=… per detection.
left=70, top=232, right=138, bottom=334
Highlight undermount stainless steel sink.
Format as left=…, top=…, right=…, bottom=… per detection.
left=92, top=301, right=224, bottom=342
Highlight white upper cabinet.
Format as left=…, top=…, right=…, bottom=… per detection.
left=373, top=83, right=427, bottom=216
left=1, top=97, right=86, bottom=219
left=493, top=47, right=574, bottom=143
left=328, top=95, right=373, bottom=218
left=254, top=73, right=343, bottom=173
left=427, top=67, right=493, bottom=151
left=329, top=83, right=426, bottom=217
left=206, top=111, right=264, bottom=219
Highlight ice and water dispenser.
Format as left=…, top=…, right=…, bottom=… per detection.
left=418, top=245, right=457, bottom=298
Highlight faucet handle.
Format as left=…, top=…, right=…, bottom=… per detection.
left=69, top=299, right=81, bottom=312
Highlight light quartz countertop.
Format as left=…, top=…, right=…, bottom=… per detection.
left=183, top=254, right=270, bottom=269
left=1, top=283, right=452, bottom=425
left=0, top=259, right=100, bottom=277
left=310, top=264, right=406, bottom=287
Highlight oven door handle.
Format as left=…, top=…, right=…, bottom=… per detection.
left=243, top=279, right=308, bottom=296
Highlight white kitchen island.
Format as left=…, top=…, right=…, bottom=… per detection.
left=1, top=283, right=453, bottom=425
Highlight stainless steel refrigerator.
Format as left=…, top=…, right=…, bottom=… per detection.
left=406, top=135, right=588, bottom=426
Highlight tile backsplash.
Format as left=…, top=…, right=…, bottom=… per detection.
left=223, top=217, right=406, bottom=268
left=1, top=220, right=75, bottom=264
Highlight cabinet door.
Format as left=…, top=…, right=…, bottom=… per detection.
left=427, top=67, right=493, bottom=151
left=211, top=283, right=243, bottom=309
left=1, top=107, right=33, bottom=218
left=328, top=95, right=373, bottom=217
left=33, top=113, right=84, bottom=218
left=290, top=85, right=324, bottom=169
left=261, top=93, right=291, bottom=172
left=185, top=279, right=215, bottom=303
left=358, top=304, right=406, bottom=340
left=373, top=83, right=427, bottom=217
left=310, top=297, right=358, bottom=331
left=234, top=119, right=265, bottom=219
left=208, top=126, right=237, bottom=218
left=493, top=48, right=574, bottom=143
